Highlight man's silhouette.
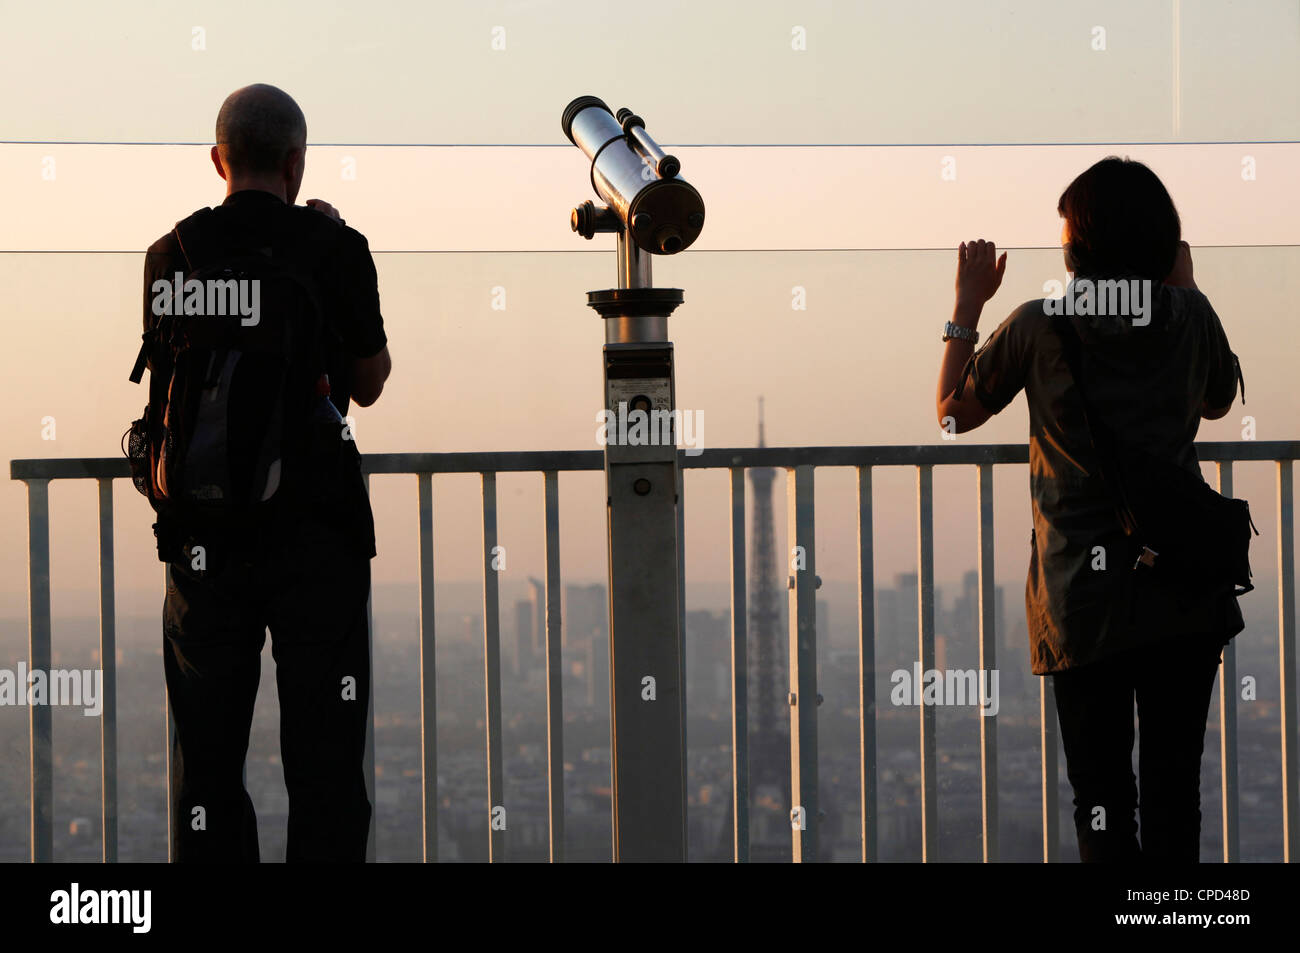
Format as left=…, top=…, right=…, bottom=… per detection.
left=142, top=84, right=392, bottom=861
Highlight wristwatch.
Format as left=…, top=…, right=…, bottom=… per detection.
left=942, top=321, right=979, bottom=344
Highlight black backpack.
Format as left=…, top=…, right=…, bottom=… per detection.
left=125, top=208, right=342, bottom=562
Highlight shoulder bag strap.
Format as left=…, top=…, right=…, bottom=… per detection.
left=1052, top=314, right=1141, bottom=536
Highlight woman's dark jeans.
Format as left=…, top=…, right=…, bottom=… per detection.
left=1052, top=630, right=1227, bottom=862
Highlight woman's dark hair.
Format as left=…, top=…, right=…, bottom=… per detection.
left=1057, top=157, right=1181, bottom=281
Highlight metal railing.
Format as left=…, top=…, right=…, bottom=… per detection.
left=10, top=440, right=1299, bottom=862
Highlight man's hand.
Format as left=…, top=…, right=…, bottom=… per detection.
left=306, top=198, right=345, bottom=225
left=1201, top=398, right=1231, bottom=420
left=352, top=345, right=391, bottom=408
left=955, top=239, right=1007, bottom=310
left=1165, top=240, right=1195, bottom=289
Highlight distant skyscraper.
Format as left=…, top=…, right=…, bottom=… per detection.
left=527, top=577, right=545, bottom=657
left=894, top=571, right=920, bottom=661
left=686, top=609, right=728, bottom=711
left=564, top=583, right=608, bottom=707
left=514, top=599, right=534, bottom=676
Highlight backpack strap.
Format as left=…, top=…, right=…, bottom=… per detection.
left=172, top=207, right=218, bottom=273
left=128, top=329, right=154, bottom=383
left=129, top=209, right=216, bottom=384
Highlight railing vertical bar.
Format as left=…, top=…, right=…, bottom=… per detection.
left=164, top=564, right=176, bottom=863
left=416, top=473, right=438, bottom=863
left=1216, top=462, right=1239, bottom=863
left=1278, top=460, right=1298, bottom=862
left=857, top=466, right=878, bottom=863
left=542, top=470, right=565, bottom=863
left=25, top=478, right=53, bottom=864
left=728, top=467, right=750, bottom=863
left=976, top=464, right=999, bottom=863
left=916, top=465, right=938, bottom=861
left=481, top=472, right=505, bottom=861
left=787, top=465, right=819, bottom=862
left=361, top=473, right=377, bottom=858
left=96, top=479, right=118, bottom=863
left=1040, top=676, right=1059, bottom=862
left=677, top=463, right=688, bottom=853
left=362, top=472, right=377, bottom=862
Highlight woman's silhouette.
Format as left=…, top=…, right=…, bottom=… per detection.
left=935, top=157, right=1245, bottom=862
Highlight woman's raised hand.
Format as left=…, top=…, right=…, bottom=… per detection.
left=955, top=240, right=1008, bottom=307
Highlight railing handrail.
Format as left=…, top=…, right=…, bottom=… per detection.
left=11, top=439, right=1300, bottom=482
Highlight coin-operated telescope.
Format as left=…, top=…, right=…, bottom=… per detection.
left=563, top=95, right=705, bottom=261
left=563, top=96, right=703, bottom=862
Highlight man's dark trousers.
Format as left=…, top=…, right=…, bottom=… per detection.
left=1052, top=629, right=1225, bottom=863
left=163, top=517, right=372, bottom=862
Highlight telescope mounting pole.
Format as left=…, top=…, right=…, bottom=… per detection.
left=589, top=222, right=688, bottom=863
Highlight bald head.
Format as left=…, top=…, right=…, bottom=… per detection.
left=215, top=84, right=307, bottom=176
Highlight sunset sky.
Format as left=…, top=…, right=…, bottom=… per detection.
left=1, top=0, right=1297, bottom=631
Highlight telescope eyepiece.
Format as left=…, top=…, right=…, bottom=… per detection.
left=617, top=108, right=644, bottom=133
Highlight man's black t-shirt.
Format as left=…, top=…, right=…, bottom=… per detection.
left=144, top=189, right=387, bottom=415
left=142, top=189, right=387, bottom=557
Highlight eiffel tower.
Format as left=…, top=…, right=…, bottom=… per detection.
left=748, top=398, right=789, bottom=793
left=716, top=398, right=791, bottom=861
